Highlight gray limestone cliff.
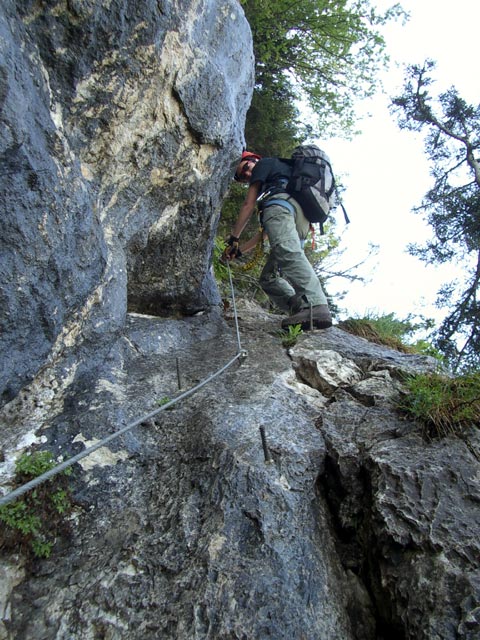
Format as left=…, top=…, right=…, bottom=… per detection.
left=0, top=2, right=479, bottom=640
left=1, top=0, right=252, bottom=406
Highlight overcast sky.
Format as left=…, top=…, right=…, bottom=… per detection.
left=322, top=0, right=479, bottom=328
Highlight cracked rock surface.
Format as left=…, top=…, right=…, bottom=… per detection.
left=1, top=300, right=478, bottom=639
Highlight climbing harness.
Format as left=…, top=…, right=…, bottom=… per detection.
left=262, top=198, right=296, bottom=216
left=0, top=264, right=247, bottom=507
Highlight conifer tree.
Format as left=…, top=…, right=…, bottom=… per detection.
left=392, top=61, right=480, bottom=370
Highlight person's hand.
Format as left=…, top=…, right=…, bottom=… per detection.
left=221, top=236, right=242, bottom=262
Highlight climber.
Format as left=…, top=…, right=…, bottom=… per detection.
left=223, top=151, right=332, bottom=330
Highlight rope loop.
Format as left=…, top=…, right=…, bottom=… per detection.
left=237, top=233, right=264, bottom=271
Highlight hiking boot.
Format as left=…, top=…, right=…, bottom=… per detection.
left=287, top=293, right=304, bottom=314
left=281, top=304, right=332, bottom=330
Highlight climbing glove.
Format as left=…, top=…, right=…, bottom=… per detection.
left=221, top=235, right=242, bottom=262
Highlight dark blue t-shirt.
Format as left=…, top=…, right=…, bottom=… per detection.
left=250, top=157, right=292, bottom=195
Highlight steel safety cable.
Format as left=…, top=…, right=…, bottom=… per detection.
left=227, top=262, right=243, bottom=353
left=0, top=263, right=246, bottom=507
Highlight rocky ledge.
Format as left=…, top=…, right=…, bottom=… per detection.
left=1, top=300, right=478, bottom=639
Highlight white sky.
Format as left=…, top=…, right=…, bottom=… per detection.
left=320, top=0, right=479, bottom=328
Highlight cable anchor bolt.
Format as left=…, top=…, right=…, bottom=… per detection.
left=259, top=425, right=273, bottom=464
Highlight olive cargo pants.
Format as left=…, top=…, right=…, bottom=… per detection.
left=259, top=195, right=328, bottom=312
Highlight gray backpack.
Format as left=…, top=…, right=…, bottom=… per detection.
left=285, top=144, right=348, bottom=234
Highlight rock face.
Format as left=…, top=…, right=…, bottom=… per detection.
left=1, top=3, right=479, bottom=640
left=1, top=301, right=479, bottom=640
left=0, top=0, right=253, bottom=405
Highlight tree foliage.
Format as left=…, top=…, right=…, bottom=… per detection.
left=242, top=0, right=405, bottom=138
left=245, top=78, right=303, bottom=157
left=391, top=61, right=480, bottom=370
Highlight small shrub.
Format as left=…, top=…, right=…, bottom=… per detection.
left=156, top=396, right=175, bottom=411
left=279, top=324, right=303, bottom=348
left=398, top=371, right=480, bottom=439
left=0, top=451, right=74, bottom=558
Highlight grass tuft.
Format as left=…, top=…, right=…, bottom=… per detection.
left=338, top=312, right=443, bottom=360
left=398, top=371, right=480, bottom=440
left=338, top=317, right=413, bottom=353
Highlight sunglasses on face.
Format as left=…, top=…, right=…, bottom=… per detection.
left=238, top=160, right=253, bottom=180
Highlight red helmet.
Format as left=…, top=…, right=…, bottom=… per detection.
left=240, top=151, right=262, bottom=162
left=234, top=151, right=262, bottom=181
